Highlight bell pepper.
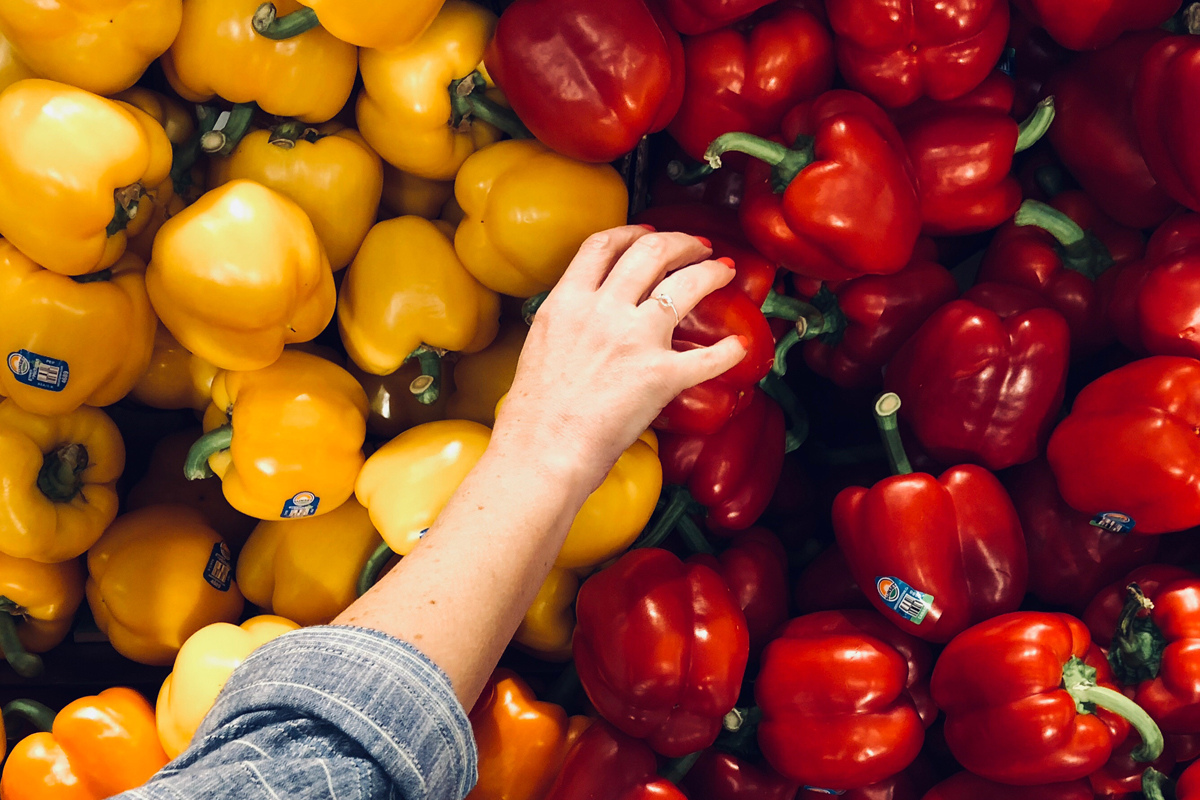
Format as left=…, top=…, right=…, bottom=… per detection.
left=1178, top=759, right=1200, bottom=800
left=0, top=690, right=168, bottom=799
left=468, top=669, right=591, bottom=800
left=1047, top=356, right=1200, bottom=535
left=1008, top=8, right=1073, bottom=118
left=834, top=393, right=1028, bottom=643
left=250, top=0, right=444, bottom=50
left=0, top=400, right=123, bottom=563
left=237, top=499, right=383, bottom=627
left=1123, top=213, right=1200, bottom=360
left=755, top=609, right=932, bottom=790
left=349, top=359, right=452, bottom=440
left=0, top=553, right=83, bottom=677
left=794, top=543, right=869, bottom=614
left=164, top=0, right=355, bottom=123
left=453, top=139, right=629, bottom=297
left=1089, top=721, right=1177, bottom=798
left=930, top=611, right=1164, bottom=785
left=544, top=720, right=687, bottom=800
left=823, top=0, right=1010, bottom=109
left=0, top=79, right=172, bottom=277
left=1044, top=31, right=1178, bottom=229
left=0, top=30, right=35, bottom=94
left=979, top=194, right=1143, bottom=359
left=1007, top=459, right=1158, bottom=611
left=156, top=615, right=299, bottom=759
left=357, top=1, right=515, bottom=182
left=1014, top=0, right=1182, bottom=51
left=707, top=91, right=921, bottom=282
left=574, top=547, right=748, bottom=757
left=796, top=762, right=934, bottom=800
left=1081, top=565, right=1194, bottom=648
left=686, top=529, right=788, bottom=657
left=381, top=166, right=455, bottom=220
left=660, top=0, right=780, bottom=36
left=338, top=215, right=500, bottom=403
left=0, top=243, right=156, bottom=416
left=129, top=325, right=218, bottom=412
left=513, top=566, right=579, bottom=661
left=667, top=2, right=834, bottom=163
left=884, top=282, right=1070, bottom=471
left=187, top=350, right=368, bottom=521
left=921, top=772, right=1096, bottom=800
left=484, top=0, right=684, bottom=163
left=146, top=179, right=337, bottom=372
left=681, top=751, right=797, bottom=800
left=0, top=0, right=180, bottom=95
left=446, top=319, right=526, bottom=427
left=86, top=505, right=245, bottom=665
left=1136, top=34, right=1200, bottom=214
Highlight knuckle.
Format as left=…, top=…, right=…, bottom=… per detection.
left=583, top=231, right=613, bottom=251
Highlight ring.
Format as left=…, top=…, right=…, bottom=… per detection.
left=652, top=292, right=680, bottom=325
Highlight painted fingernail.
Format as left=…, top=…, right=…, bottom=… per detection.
left=694, top=236, right=712, bottom=248
left=717, top=257, right=736, bottom=270
left=736, top=335, right=749, bottom=351
left=637, top=224, right=656, bottom=231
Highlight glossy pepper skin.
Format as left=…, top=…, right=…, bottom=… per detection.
left=164, top=0, right=355, bottom=123
left=484, top=0, right=683, bottom=163
left=661, top=0, right=776, bottom=35
left=147, top=180, right=337, bottom=372
left=667, top=1, right=835, bottom=163
left=513, top=567, right=579, bottom=661
left=824, top=0, right=1010, bottom=109
left=0, top=401, right=123, bottom=563
left=380, top=166, right=455, bottom=220
left=1047, top=356, right=1200, bottom=535
left=1127, top=214, right=1200, bottom=361
left=544, top=720, right=687, bottom=800
left=129, top=325, right=218, bottom=412
left=884, top=283, right=1071, bottom=471
left=1179, top=758, right=1200, bottom=799
left=446, top=319, right=525, bottom=427
left=0, top=689, right=168, bottom=800
left=920, top=772, right=1095, bottom=800
left=357, top=1, right=504, bottom=182
left=0, top=0, right=180, bottom=95
left=276, top=0, right=445, bottom=50
left=87, top=505, right=245, bottom=665
left=681, top=751, right=797, bottom=800
left=0, top=553, right=84, bottom=677
left=196, top=350, right=369, bottom=521
left=1137, top=36, right=1200, bottom=213
left=1045, top=31, right=1178, bottom=229
left=1014, top=0, right=1181, bottom=51
left=756, top=610, right=931, bottom=790
left=349, top=359, right=452, bottom=440
left=0, top=80, right=172, bottom=277
left=688, top=528, right=789, bottom=656
left=0, top=30, right=35, bottom=93
left=454, top=139, right=629, bottom=297
left=156, top=615, right=299, bottom=759
left=574, top=548, right=749, bottom=757
left=467, top=669, right=590, bottom=800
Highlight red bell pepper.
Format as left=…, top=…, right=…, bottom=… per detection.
left=668, top=1, right=834, bottom=163
left=921, top=772, right=1096, bottom=800
left=1008, top=8, right=1073, bottom=119
left=543, top=719, right=687, bottom=800
left=1013, top=0, right=1182, bottom=51
left=797, top=763, right=933, bottom=800
left=1136, top=33, right=1200, bottom=213
left=883, top=282, right=1070, bottom=471
left=1044, top=31, right=1178, bottom=229
left=833, top=393, right=1028, bottom=643
left=680, top=751, right=797, bottom=800
left=1177, top=759, right=1200, bottom=800
left=930, top=611, right=1164, bottom=785
left=754, top=609, right=932, bottom=791
left=706, top=90, right=922, bottom=282
left=485, top=0, right=684, bottom=163
left=687, top=528, right=789, bottom=656
left=1005, top=458, right=1158, bottom=611
left=1089, top=731, right=1177, bottom=798
left=660, top=0, right=775, bottom=36
left=1084, top=565, right=1194, bottom=648
left=794, top=543, right=869, bottom=614
left=823, top=0, right=1010, bottom=109
left=1129, top=214, right=1200, bottom=361
left=573, top=548, right=749, bottom=757
left=978, top=194, right=1144, bottom=359
left=1047, top=356, right=1200, bottom=535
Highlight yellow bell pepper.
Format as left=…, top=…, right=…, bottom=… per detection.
left=237, top=498, right=382, bottom=626
left=164, top=0, right=356, bottom=124
left=0, top=400, right=123, bottom=564
left=0, top=30, right=35, bottom=94
left=454, top=139, right=629, bottom=297
left=113, top=88, right=195, bottom=146
left=156, top=615, right=299, bottom=759
left=381, top=164, right=455, bottom=221
left=513, top=567, right=578, bottom=662
left=0, top=242, right=156, bottom=416
left=252, top=0, right=444, bottom=51
left=128, top=324, right=218, bottom=413
left=189, top=350, right=369, bottom=521
left=356, top=0, right=511, bottom=181
left=0, top=552, right=84, bottom=677
left=209, top=122, right=383, bottom=271
left=446, top=318, right=525, bottom=427
left=0, top=79, right=172, bottom=276
left=86, top=504, right=245, bottom=666
left=348, top=359, right=452, bottom=440
left=146, top=179, right=337, bottom=372
left=338, top=216, right=499, bottom=404
left=125, top=430, right=256, bottom=555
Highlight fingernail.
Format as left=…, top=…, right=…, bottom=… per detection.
left=637, top=224, right=656, bottom=231
left=736, top=335, right=749, bottom=351
left=717, top=257, right=736, bottom=270
left=694, top=236, right=712, bottom=248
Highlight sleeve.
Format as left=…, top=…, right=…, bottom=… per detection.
left=112, top=626, right=478, bottom=800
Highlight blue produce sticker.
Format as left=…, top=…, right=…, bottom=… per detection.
left=281, top=491, right=320, bottom=519
left=203, top=542, right=233, bottom=591
left=802, top=789, right=845, bottom=796
left=7, top=350, right=68, bottom=391
left=1090, top=512, right=1135, bottom=534
left=876, top=576, right=934, bottom=625
left=997, top=47, right=1017, bottom=77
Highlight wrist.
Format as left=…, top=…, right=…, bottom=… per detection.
left=485, top=420, right=605, bottom=502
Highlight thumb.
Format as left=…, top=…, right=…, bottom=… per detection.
left=670, top=335, right=748, bottom=392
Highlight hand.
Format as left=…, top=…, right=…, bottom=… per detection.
left=493, top=225, right=746, bottom=493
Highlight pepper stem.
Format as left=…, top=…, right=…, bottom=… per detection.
left=1013, top=199, right=1113, bottom=281
left=1015, top=96, right=1056, bottom=153
left=667, top=160, right=715, bottom=187
left=252, top=3, right=321, bottom=39
left=874, top=393, right=913, bottom=476
left=676, top=515, right=716, bottom=555
left=760, top=372, right=808, bottom=453
left=634, top=486, right=693, bottom=550
left=106, top=184, right=145, bottom=237
left=716, top=705, right=763, bottom=757
left=1141, top=768, right=1176, bottom=800
left=199, top=103, right=256, bottom=156
left=659, top=751, right=703, bottom=784
left=356, top=541, right=397, bottom=598
left=1108, top=583, right=1166, bottom=684
left=37, top=444, right=88, bottom=503
left=761, top=289, right=842, bottom=377
left=184, top=424, right=233, bottom=480
left=704, top=133, right=814, bottom=188
left=2, top=699, right=57, bottom=733
left=0, top=603, right=43, bottom=679
left=268, top=120, right=310, bottom=149
left=404, top=346, right=444, bottom=405
left=1188, top=3, right=1200, bottom=35
left=449, top=72, right=533, bottom=140
left=522, top=291, right=549, bottom=325
left=1062, top=655, right=1164, bottom=763
left=543, top=661, right=580, bottom=708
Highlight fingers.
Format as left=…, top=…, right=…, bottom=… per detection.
left=641, top=258, right=736, bottom=324
left=668, top=336, right=747, bottom=392
left=602, top=232, right=713, bottom=303
left=555, top=226, right=654, bottom=293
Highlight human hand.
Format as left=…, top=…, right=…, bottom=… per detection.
left=493, top=225, right=747, bottom=493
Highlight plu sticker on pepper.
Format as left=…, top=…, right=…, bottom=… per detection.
left=802, top=789, right=846, bottom=796
left=203, top=542, right=233, bottom=591
left=8, top=350, right=69, bottom=391
left=876, top=576, right=933, bottom=625
left=1090, top=512, right=1135, bottom=534
left=281, top=492, right=320, bottom=519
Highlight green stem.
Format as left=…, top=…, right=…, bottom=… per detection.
left=169, top=106, right=220, bottom=196
left=704, top=132, right=814, bottom=188
left=1142, top=768, right=1176, bottom=800
left=106, top=185, right=143, bottom=237
left=659, top=751, right=703, bottom=784
left=2, top=699, right=57, bottom=733
left=543, top=662, right=580, bottom=708
left=356, top=541, right=397, bottom=598
left=199, top=103, right=256, bottom=156
left=1188, top=3, right=1200, bottom=36
left=716, top=705, right=763, bottom=757
left=184, top=424, right=233, bottom=480
left=252, top=3, right=320, bottom=39
left=0, top=606, right=43, bottom=679
left=1014, top=96, right=1056, bottom=153
left=1013, top=199, right=1113, bottom=281
left=268, top=120, right=309, bottom=148
left=676, top=515, right=716, bottom=555
left=874, top=393, right=913, bottom=476
left=404, top=346, right=443, bottom=405
left=760, top=372, right=808, bottom=453
left=37, top=444, right=88, bottom=503
left=634, top=487, right=692, bottom=550
left=1062, top=655, right=1164, bottom=763
left=666, top=160, right=714, bottom=187
left=1108, top=583, right=1165, bottom=685
left=522, top=292, right=549, bottom=326
left=449, top=72, right=532, bottom=140
left=771, top=328, right=800, bottom=378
